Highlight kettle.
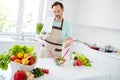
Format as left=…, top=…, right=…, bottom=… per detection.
left=105, top=45, right=117, bottom=53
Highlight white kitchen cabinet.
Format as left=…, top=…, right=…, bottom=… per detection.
left=117, top=65, right=120, bottom=80
left=96, top=52, right=120, bottom=80
left=76, top=0, right=113, bottom=28
left=109, top=0, right=120, bottom=29
left=64, top=0, right=120, bottom=30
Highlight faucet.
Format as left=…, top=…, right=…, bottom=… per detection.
left=21, top=32, right=25, bottom=40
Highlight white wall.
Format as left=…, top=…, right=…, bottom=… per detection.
left=71, top=23, right=120, bottom=50
left=42, top=0, right=78, bottom=23
left=42, top=0, right=120, bottom=50
left=63, top=0, right=79, bottom=23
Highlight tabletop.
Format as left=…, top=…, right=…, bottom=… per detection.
left=0, top=58, right=110, bottom=80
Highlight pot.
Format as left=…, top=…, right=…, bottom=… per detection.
left=89, top=45, right=100, bottom=51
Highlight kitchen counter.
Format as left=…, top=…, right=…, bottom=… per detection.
left=73, top=41, right=120, bottom=60
left=1, top=58, right=110, bottom=80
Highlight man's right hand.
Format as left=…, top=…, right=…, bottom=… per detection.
left=39, top=33, right=47, bottom=40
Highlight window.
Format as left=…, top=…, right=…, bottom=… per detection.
left=0, top=0, right=19, bottom=33
left=22, top=0, right=40, bottom=33
left=0, top=0, right=43, bottom=35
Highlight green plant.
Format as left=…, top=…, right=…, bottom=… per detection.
left=0, top=52, right=10, bottom=70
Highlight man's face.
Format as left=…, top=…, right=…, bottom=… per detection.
left=52, top=5, right=63, bottom=19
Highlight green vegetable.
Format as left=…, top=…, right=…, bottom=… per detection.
left=70, top=52, right=92, bottom=67
left=0, top=44, right=36, bottom=70
left=31, top=67, right=44, bottom=78
left=0, top=52, right=10, bottom=70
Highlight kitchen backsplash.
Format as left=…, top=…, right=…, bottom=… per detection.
left=70, top=23, right=120, bottom=50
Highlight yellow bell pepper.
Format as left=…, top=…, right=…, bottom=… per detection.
left=22, top=59, right=29, bottom=65
left=17, top=52, right=23, bottom=58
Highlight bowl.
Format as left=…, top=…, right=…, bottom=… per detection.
left=10, top=60, right=37, bottom=74
left=54, top=57, right=66, bottom=65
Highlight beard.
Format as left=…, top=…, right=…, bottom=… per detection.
left=55, top=15, right=61, bottom=19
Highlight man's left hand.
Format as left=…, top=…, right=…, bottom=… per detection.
left=64, top=37, right=73, bottom=48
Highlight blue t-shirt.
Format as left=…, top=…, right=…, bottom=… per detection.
left=41, top=19, right=72, bottom=42
left=53, top=20, right=72, bottom=42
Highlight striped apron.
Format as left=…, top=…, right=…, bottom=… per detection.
left=39, top=19, right=63, bottom=58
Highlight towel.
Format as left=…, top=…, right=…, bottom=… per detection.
left=43, top=17, right=54, bottom=33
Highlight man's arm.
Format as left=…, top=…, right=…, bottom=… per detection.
left=64, top=23, right=73, bottom=48
left=64, top=36, right=73, bottom=48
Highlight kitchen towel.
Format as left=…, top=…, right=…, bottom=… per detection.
left=42, top=17, right=54, bottom=33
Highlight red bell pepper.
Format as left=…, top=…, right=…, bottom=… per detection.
left=14, top=70, right=27, bottom=80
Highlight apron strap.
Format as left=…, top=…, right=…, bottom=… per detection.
left=52, top=18, right=64, bottom=30
left=45, top=39, right=62, bottom=46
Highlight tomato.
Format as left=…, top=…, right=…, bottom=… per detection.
left=76, top=60, right=83, bottom=66
left=14, top=70, right=27, bottom=80
left=29, top=56, right=35, bottom=61
left=29, top=58, right=35, bottom=65
left=11, top=55, right=18, bottom=61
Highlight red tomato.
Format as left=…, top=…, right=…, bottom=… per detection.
left=14, top=70, right=27, bottom=80
left=29, top=58, right=35, bottom=65
left=11, top=55, right=18, bottom=61
left=29, top=56, right=35, bottom=61
left=76, top=60, right=83, bottom=66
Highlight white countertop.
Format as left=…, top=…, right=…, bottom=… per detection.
left=35, top=58, right=110, bottom=80
left=0, top=58, right=110, bottom=80
left=73, top=42, right=120, bottom=60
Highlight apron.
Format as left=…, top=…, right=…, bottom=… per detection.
left=39, top=19, right=63, bottom=58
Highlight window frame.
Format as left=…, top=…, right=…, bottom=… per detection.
left=0, top=0, right=44, bottom=37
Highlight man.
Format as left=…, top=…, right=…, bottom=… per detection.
left=39, top=1, right=73, bottom=58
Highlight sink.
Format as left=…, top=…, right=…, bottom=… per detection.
left=11, top=37, right=27, bottom=41
left=11, top=37, right=41, bottom=42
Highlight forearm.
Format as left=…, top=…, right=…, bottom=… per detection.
left=64, top=36, right=73, bottom=48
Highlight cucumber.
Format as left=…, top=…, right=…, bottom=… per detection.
left=34, top=68, right=40, bottom=77
left=31, top=69, right=38, bottom=78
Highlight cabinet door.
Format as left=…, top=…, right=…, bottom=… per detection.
left=76, top=0, right=113, bottom=28
left=96, top=53, right=119, bottom=80
left=109, top=0, right=120, bottom=29
left=117, top=64, right=120, bottom=80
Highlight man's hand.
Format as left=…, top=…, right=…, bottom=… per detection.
left=39, top=32, right=47, bottom=40
left=64, top=37, right=73, bottom=48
